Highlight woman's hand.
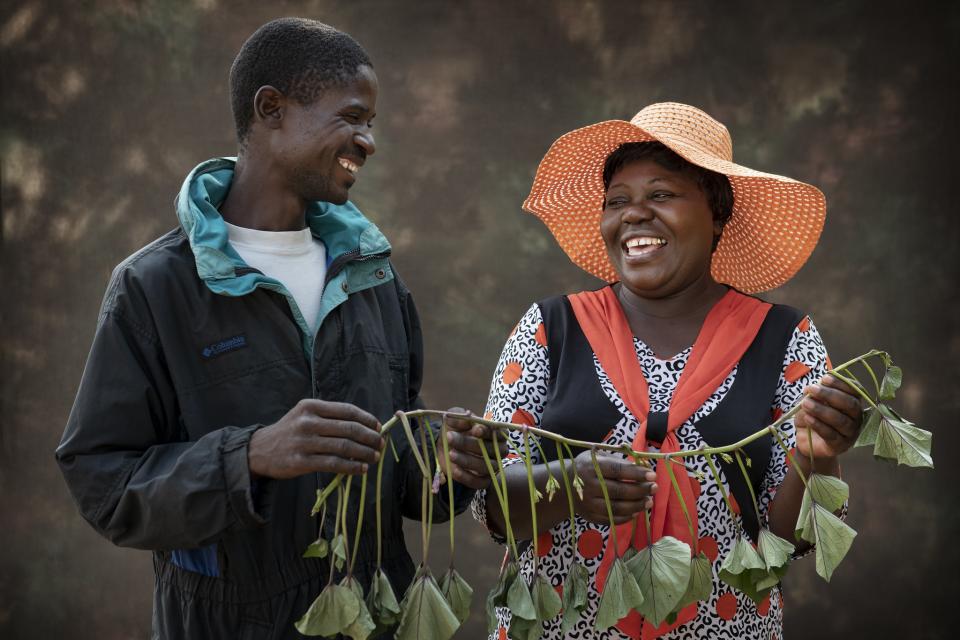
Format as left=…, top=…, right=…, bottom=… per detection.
left=794, top=374, right=864, bottom=459
left=573, top=450, right=657, bottom=525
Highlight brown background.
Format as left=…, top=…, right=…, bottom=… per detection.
left=2, top=1, right=958, bottom=638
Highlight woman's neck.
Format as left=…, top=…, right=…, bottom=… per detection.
left=615, top=278, right=728, bottom=358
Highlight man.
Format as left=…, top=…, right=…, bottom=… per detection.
left=56, top=18, right=495, bottom=639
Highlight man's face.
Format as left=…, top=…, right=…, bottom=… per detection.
left=273, top=65, right=378, bottom=205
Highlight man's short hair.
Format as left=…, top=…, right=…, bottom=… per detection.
left=229, top=18, right=373, bottom=142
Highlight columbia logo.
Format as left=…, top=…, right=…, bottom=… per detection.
left=201, top=335, right=247, bottom=359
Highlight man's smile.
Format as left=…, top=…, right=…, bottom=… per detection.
left=338, top=157, right=360, bottom=174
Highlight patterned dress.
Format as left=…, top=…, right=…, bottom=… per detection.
left=472, top=302, right=831, bottom=640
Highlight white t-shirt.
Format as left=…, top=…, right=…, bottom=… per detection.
left=225, top=221, right=327, bottom=333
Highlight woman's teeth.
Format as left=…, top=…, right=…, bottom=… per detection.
left=338, top=158, right=359, bottom=174
left=624, top=237, right=666, bottom=256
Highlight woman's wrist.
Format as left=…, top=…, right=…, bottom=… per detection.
left=796, top=453, right=840, bottom=477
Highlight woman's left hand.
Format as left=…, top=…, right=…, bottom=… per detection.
left=794, top=374, right=864, bottom=459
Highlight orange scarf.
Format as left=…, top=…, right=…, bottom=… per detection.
left=567, top=286, right=769, bottom=639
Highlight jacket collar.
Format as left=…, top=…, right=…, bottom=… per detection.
left=174, top=157, right=391, bottom=297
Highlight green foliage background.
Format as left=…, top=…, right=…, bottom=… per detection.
left=1, top=0, right=957, bottom=637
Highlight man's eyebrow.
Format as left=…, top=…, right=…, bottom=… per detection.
left=340, top=99, right=373, bottom=113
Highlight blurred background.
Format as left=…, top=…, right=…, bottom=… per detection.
left=2, top=0, right=957, bottom=638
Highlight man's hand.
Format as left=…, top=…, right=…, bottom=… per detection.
left=248, top=399, right=383, bottom=479
left=794, top=374, right=864, bottom=459
left=573, top=450, right=658, bottom=525
left=442, top=408, right=507, bottom=490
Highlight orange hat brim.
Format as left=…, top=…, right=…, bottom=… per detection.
left=522, top=119, right=826, bottom=293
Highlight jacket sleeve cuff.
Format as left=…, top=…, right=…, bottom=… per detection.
left=221, top=425, right=274, bottom=527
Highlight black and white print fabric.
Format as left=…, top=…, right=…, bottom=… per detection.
left=471, top=303, right=833, bottom=640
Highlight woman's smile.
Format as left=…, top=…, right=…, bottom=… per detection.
left=622, top=234, right=668, bottom=261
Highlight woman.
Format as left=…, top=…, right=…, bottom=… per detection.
left=470, top=103, right=863, bottom=639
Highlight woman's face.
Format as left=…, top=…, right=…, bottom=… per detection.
left=600, top=158, right=721, bottom=299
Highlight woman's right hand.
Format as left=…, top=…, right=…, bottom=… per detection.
left=573, top=450, right=658, bottom=525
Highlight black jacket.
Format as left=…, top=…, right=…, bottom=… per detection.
left=56, top=158, right=469, bottom=639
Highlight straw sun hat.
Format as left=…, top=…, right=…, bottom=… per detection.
left=522, top=102, right=826, bottom=294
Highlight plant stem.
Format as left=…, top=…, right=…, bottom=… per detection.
left=349, top=472, right=367, bottom=575
left=663, top=456, right=697, bottom=553
left=643, top=505, right=652, bottom=544
left=493, top=431, right=520, bottom=558
left=562, top=442, right=583, bottom=493
left=397, top=409, right=788, bottom=461
left=554, top=440, right=578, bottom=542
left=421, top=417, right=439, bottom=545
left=531, top=434, right=559, bottom=490
left=770, top=427, right=810, bottom=490
left=828, top=350, right=885, bottom=373
left=398, top=411, right=429, bottom=478
left=478, top=436, right=520, bottom=560
left=327, top=483, right=343, bottom=586
left=417, top=417, right=433, bottom=565
left=522, top=429, right=541, bottom=572
left=312, top=474, right=343, bottom=515
left=439, top=416, right=456, bottom=566
left=341, top=473, right=353, bottom=575
left=420, top=446, right=429, bottom=566
left=858, top=359, right=880, bottom=396
left=734, top=450, right=763, bottom=532
left=830, top=370, right=879, bottom=410
left=590, top=448, right=620, bottom=553
left=374, top=434, right=388, bottom=568
left=703, top=453, right=741, bottom=536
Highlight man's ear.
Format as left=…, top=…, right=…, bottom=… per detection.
left=253, top=86, right=285, bottom=131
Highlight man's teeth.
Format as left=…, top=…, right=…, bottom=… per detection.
left=338, top=158, right=359, bottom=174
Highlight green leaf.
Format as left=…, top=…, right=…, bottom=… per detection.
left=439, top=568, right=473, bottom=625
left=718, top=537, right=767, bottom=604
left=757, top=529, right=794, bottom=571
left=295, top=584, right=360, bottom=637
left=396, top=571, right=461, bottom=640
left=507, top=617, right=538, bottom=640
left=506, top=573, right=536, bottom=621
left=302, top=537, right=329, bottom=559
left=331, top=533, right=347, bottom=572
left=595, top=558, right=644, bottom=630
left=873, top=405, right=934, bottom=468
left=854, top=408, right=881, bottom=448
left=879, top=365, right=902, bottom=400
left=809, top=474, right=849, bottom=511
left=795, top=474, right=849, bottom=539
left=753, top=529, right=794, bottom=590
left=674, top=552, right=712, bottom=611
left=532, top=574, right=562, bottom=621
left=560, top=561, right=589, bottom=634
left=802, top=503, right=857, bottom=582
left=507, top=575, right=561, bottom=640
left=340, top=576, right=377, bottom=640
left=485, top=562, right=518, bottom=633
left=625, top=536, right=692, bottom=626
left=366, top=568, right=402, bottom=635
